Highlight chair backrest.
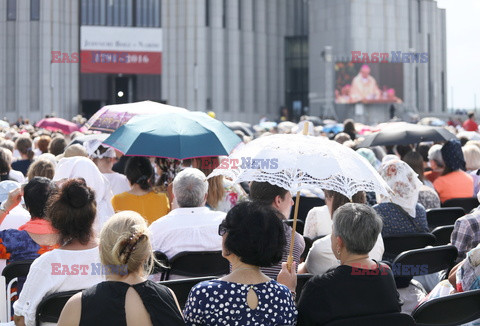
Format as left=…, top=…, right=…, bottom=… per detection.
left=295, top=273, right=313, bottom=303
left=392, top=245, right=458, bottom=277
left=284, top=219, right=305, bottom=235
left=442, top=198, right=479, bottom=214
left=324, top=312, right=416, bottom=326
left=35, top=289, right=81, bottom=326
left=426, top=207, right=465, bottom=230
left=289, top=196, right=325, bottom=223
left=1, top=260, right=34, bottom=286
left=412, top=288, right=480, bottom=326
left=431, top=225, right=455, bottom=246
left=159, top=276, right=216, bottom=309
left=301, top=236, right=314, bottom=262
left=382, top=233, right=436, bottom=261
left=152, top=251, right=170, bottom=276
left=167, top=251, right=229, bottom=280
left=2, top=259, right=35, bottom=320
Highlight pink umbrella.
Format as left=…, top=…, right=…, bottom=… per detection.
left=36, top=118, right=85, bottom=135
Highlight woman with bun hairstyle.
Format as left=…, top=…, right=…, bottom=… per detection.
left=58, top=211, right=185, bottom=326
left=13, top=178, right=104, bottom=326
left=112, top=157, right=170, bottom=224
left=53, top=156, right=115, bottom=234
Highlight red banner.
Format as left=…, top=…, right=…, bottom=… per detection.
left=80, top=50, right=162, bottom=75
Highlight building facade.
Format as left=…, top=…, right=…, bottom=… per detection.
left=0, top=0, right=446, bottom=125
left=0, top=0, right=79, bottom=123
left=162, top=0, right=308, bottom=123
left=309, top=0, right=447, bottom=123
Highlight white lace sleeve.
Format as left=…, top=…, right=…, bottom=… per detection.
left=304, top=206, right=332, bottom=239
left=304, top=209, right=319, bottom=239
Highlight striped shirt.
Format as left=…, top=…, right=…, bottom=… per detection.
left=261, top=224, right=305, bottom=279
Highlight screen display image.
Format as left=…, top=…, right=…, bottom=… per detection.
left=334, top=62, right=403, bottom=104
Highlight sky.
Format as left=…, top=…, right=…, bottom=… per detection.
left=436, top=0, right=480, bottom=110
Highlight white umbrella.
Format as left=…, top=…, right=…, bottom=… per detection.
left=209, top=133, right=391, bottom=268
left=210, top=134, right=391, bottom=199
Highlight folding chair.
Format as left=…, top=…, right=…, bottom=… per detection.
left=295, top=273, right=313, bottom=304
left=162, top=251, right=229, bottom=281
left=0, top=276, right=7, bottom=322
left=391, top=245, right=458, bottom=288
left=301, top=236, right=313, bottom=262
left=159, top=276, right=216, bottom=309
left=290, top=197, right=326, bottom=223
left=431, top=225, right=454, bottom=246
left=284, top=219, right=305, bottom=235
left=382, top=233, right=436, bottom=262
left=412, top=288, right=480, bottom=325
left=35, top=290, right=81, bottom=326
left=426, top=207, right=465, bottom=230
left=152, top=251, right=170, bottom=275
left=442, top=197, right=479, bottom=214
left=1, top=260, right=34, bottom=321
left=325, top=312, right=416, bottom=326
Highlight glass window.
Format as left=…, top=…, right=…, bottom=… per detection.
left=7, top=0, right=16, bottom=21
left=206, top=0, right=210, bottom=26
left=31, top=0, right=40, bottom=21
left=238, top=0, right=241, bottom=30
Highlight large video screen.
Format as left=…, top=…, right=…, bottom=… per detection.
left=334, top=62, right=403, bottom=104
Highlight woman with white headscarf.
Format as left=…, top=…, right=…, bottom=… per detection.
left=373, top=159, right=429, bottom=236
left=53, top=156, right=115, bottom=234
left=84, top=139, right=130, bottom=196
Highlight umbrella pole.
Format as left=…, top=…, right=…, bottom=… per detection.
left=287, top=122, right=310, bottom=271
left=287, top=192, right=302, bottom=271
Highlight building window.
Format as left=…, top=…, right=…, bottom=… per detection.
left=252, top=1, right=255, bottom=31
left=31, top=0, right=40, bottom=20
left=206, top=0, right=210, bottom=26
left=417, top=0, right=421, bottom=33
left=441, top=71, right=445, bottom=112
left=415, top=67, right=419, bottom=110
left=7, top=0, right=16, bottom=21
left=222, top=0, right=226, bottom=28
left=238, top=0, right=241, bottom=29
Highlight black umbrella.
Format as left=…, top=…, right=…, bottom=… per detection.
left=223, top=121, right=254, bottom=138
left=68, top=133, right=110, bottom=147
left=357, top=123, right=456, bottom=147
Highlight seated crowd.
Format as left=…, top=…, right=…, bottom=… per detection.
left=0, top=120, right=478, bottom=326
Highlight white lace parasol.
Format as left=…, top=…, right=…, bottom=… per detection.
left=209, top=134, right=392, bottom=199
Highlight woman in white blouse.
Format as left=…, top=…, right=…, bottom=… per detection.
left=299, top=189, right=385, bottom=276
left=13, top=178, right=104, bottom=326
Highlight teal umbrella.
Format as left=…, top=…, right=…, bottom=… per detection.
left=103, top=111, right=242, bottom=159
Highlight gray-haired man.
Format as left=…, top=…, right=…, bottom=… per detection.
left=149, top=168, right=225, bottom=261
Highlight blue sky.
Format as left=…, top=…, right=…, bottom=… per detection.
left=436, top=0, right=480, bottom=110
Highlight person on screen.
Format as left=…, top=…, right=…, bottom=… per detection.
left=335, top=84, right=352, bottom=104
left=349, top=65, right=381, bottom=102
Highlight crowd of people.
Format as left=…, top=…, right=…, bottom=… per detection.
left=0, top=114, right=478, bottom=325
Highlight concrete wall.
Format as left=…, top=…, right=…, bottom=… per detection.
left=162, top=0, right=307, bottom=125
left=309, top=0, right=447, bottom=123
left=0, top=0, right=79, bottom=122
